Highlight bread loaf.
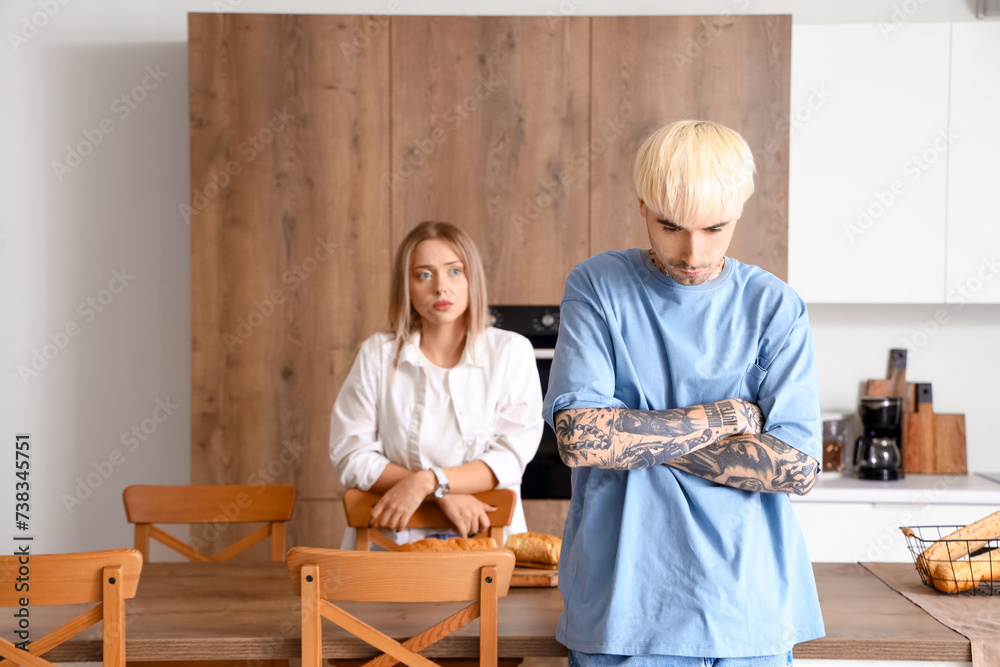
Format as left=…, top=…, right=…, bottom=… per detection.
left=505, top=532, right=561, bottom=567
left=396, top=536, right=497, bottom=552
left=914, top=509, right=1000, bottom=574
left=902, top=509, right=1000, bottom=593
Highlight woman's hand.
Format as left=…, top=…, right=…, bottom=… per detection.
left=369, top=470, right=435, bottom=531
left=436, top=493, right=497, bottom=538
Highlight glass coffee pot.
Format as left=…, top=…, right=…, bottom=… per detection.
left=854, top=396, right=904, bottom=481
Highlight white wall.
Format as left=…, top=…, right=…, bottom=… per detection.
left=2, top=0, right=996, bottom=554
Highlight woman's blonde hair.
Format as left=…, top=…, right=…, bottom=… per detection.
left=633, top=120, right=756, bottom=224
left=389, top=221, right=489, bottom=365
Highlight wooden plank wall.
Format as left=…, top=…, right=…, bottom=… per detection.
left=189, top=14, right=390, bottom=553
left=189, top=14, right=791, bottom=554
left=391, top=17, right=591, bottom=304
left=590, top=15, right=791, bottom=279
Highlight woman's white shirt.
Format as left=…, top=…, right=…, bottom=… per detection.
left=329, top=327, right=543, bottom=545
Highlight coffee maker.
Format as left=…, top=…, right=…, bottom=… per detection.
left=854, top=396, right=904, bottom=480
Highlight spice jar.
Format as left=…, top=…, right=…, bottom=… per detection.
left=821, top=413, right=848, bottom=472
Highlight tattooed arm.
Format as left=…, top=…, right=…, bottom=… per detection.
left=554, top=400, right=818, bottom=495
left=553, top=398, right=763, bottom=470
left=665, top=433, right=818, bottom=495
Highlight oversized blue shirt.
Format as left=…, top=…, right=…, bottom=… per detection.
left=543, top=249, right=825, bottom=657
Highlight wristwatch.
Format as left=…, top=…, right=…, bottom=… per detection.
left=430, top=466, right=450, bottom=499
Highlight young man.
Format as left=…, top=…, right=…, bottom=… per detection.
left=543, top=120, right=824, bottom=666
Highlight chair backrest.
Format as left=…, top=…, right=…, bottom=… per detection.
left=123, top=484, right=296, bottom=562
left=342, top=488, right=516, bottom=551
left=287, top=546, right=515, bottom=667
left=0, top=549, right=143, bottom=667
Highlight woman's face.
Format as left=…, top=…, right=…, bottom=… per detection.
left=408, top=239, right=470, bottom=331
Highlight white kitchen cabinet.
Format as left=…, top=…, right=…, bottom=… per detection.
left=946, top=23, right=1000, bottom=305
left=789, top=472, right=1000, bottom=562
left=788, top=24, right=951, bottom=303
left=791, top=501, right=994, bottom=563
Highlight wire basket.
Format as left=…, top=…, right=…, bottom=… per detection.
left=902, top=525, right=1000, bottom=596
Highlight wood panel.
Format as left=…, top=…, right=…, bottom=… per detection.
left=189, top=13, right=391, bottom=516
left=390, top=17, right=591, bottom=304
left=190, top=14, right=792, bottom=552
left=590, top=16, right=791, bottom=281
left=286, top=498, right=349, bottom=550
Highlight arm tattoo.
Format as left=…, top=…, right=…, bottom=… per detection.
left=554, top=400, right=754, bottom=470
left=666, top=432, right=818, bottom=495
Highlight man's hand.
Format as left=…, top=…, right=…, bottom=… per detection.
left=369, top=470, right=435, bottom=531
left=667, top=433, right=819, bottom=495
left=555, top=398, right=763, bottom=470
left=435, top=494, right=497, bottom=537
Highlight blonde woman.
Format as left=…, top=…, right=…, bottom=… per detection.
left=330, top=221, right=542, bottom=547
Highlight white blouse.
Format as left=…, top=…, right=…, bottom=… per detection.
left=329, top=327, right=544, bottom=544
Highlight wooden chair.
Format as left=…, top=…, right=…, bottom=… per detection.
left=343, top=488, right=516, bottom=551
left=288, top=546, right=516, bottom=667
left=0, top=549, right=143, bottom=667
left=123, top=484, right=296, bottom=562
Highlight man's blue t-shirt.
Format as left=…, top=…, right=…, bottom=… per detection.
left=542, top=249, right=825, bottom=657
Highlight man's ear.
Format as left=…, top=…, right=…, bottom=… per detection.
left=638, top=198, right=646, bottom=218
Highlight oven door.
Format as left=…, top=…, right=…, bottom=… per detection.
left=521, top=348, right=572, bottom=499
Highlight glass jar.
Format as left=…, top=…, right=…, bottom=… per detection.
left=821, top=412, right=848, bottom=472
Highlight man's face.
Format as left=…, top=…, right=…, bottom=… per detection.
left=640, top=199, right=738, bottom=286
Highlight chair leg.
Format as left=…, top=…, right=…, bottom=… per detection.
left=302, top=565, right=323, bottom=667
left=103, top=566, right=126, bottom=667
left=480, top=566, right=498, bottom=667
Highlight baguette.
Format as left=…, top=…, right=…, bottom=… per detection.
left=927, top=549, right=1000, bottom=594
left=901, top=509, right=1000, bottom=593
left=396, top=536, right=497, bottom=552
left=911, top=510, right=1000, bottom=575
left=505, top=532, right=561, bottom=567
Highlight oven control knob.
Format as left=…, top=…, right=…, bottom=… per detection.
left=541, top=313, right=556, bottom=328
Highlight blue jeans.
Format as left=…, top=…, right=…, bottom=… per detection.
left=568, top=650, right=794, bottom=667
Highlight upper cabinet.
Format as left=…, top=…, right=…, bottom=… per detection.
left=947, top=23, right=1000, bottom=305
left=788, top=24, right=951, bottom=303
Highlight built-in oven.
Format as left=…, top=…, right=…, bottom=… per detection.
left=488, top=305, right=571, bottom=499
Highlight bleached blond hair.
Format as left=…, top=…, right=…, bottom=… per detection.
left=633, top=120, right=756, bottom=224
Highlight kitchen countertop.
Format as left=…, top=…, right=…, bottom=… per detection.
left=790, top=472, right=1000, bottom=505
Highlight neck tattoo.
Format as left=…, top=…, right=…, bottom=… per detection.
left=648, top=250, right=725, bottom=282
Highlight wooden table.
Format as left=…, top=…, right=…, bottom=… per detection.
left=23, top=562, right=971, bottom=663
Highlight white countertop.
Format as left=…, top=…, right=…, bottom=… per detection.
left=789, top=472, right=1000, bottom=505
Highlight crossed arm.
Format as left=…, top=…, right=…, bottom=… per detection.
left=554, top=399, right=818, bottom=495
